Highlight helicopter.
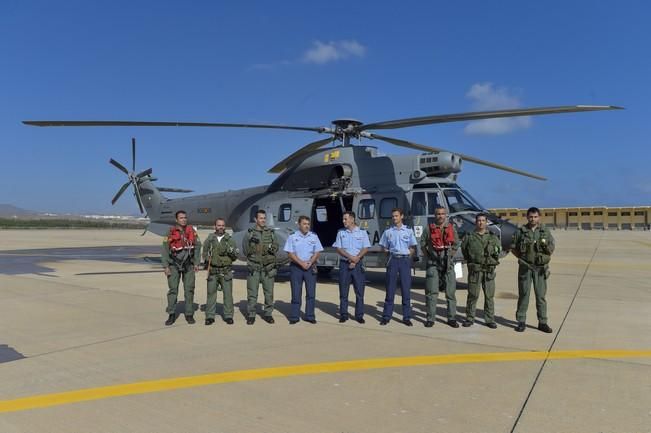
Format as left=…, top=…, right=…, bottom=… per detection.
left=24, top=104, right=621, bottom=273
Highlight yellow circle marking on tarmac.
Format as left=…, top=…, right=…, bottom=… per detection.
left=0, top=349, right=649, bottom=414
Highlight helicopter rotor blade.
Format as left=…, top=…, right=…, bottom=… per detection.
left=131, top=137, right=136, bottom=172
left=111, top=181, right=131, bottom=205
left=157, top=187, right=194, bottom=193
left=132, top=184, right=145, bottom=214
left=109, top=158, right=129, bottom=175
left=268, top=135, right=336, bottom=173
left=136, top=167, right=153, bottom=179
left=360, top=105, right=622, bottom=131
left=23, top=120, right=329, bottom=133
left=368, top=133, right=547, bottom=180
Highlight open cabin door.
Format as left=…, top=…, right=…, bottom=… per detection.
left=311, top=196, right=345, bottom=248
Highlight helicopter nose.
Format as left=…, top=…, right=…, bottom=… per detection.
left=498, top=220, right=517, bottom=253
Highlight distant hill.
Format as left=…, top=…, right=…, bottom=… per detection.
left=0, top=204, right=37, bottom=217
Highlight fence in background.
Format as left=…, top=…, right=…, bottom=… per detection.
left=489, top=207, right=650, bottom=230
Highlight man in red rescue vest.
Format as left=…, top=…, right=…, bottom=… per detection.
left=420, top=206, right=460, bottom=328
left=161, top=210, right=202, bottom=325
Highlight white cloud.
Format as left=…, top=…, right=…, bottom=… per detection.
left=464, top=82, right=531, bottom=135
left=302, top=40, right=366, bottom=64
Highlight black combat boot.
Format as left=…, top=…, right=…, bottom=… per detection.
left=165, top=314, right=176, bottom=326
left=538, top=323, right=553, bottom=333
left=515, top=322, right=526, bottom=332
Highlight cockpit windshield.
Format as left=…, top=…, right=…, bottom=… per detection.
left=411, top=191, right=445, bottom=216
left=411, top=187, right=484, bottom=216
left=443, top=189, right=484, bottom=213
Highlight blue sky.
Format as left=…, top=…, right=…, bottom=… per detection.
left=1, top=0, right=649, bottom=214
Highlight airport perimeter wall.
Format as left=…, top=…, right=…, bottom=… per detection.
left=489, top=206, right=651, bottom=230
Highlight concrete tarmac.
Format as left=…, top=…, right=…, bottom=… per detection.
left=0, top=229, right=649, bottom=433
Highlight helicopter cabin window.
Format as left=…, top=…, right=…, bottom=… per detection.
left=380, top=198, right=397, bottom=218
left=278, top=204, right=292, bottom=222
left=315, top=206, right=328, bottom=222
left=358, top=199, right=375, bottom=219
left=249, top=205, right=259, bottom=223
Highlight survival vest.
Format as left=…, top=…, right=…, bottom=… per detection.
left=464, top=232, right=500, bottom=267
left=168, top=225, right=197, bottom=253
left=429, top=223, right=456, bottom=251
left=515, top=225, right=552, bottom=266
left=206, top=234, right=238, bottom=268
left=246, top=227, right=277, bottom=266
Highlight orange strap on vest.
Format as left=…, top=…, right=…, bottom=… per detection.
left=429, top=223, right=455, bottom=251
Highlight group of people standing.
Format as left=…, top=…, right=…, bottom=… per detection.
left=161, top=206, right=555, bottom=333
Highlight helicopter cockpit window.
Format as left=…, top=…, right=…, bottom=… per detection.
left=411, top=192, right=426, bottom=216
left=249, top=205, right=259, bottom=223
left=358, top=199, right=375, bottom=220
left=412, top=191, right=444, bottom=216
left=379, top=198, right=397, bottom=218
left=427, top=192, right=443, bottom=214
left=443, top=189, right=482, bottom=213
left=315, top=206, right=328, bottom=222
left=278, top=203, right=292, bottom=222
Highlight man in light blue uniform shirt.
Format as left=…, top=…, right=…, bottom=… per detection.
left=379, top=207, right=418, bottom=326
left=333, top=211, right=371, bottom=324
left=283, top=215, right=324, bottom=324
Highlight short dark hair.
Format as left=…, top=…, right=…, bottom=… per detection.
left=256, top=209, right=266, bottom=217
left=475, top=213, right=488, bottom=221
left=175, top=210, right=187, bottom=219
left=215, top=217, right=225, bottom=224
left=343, top=211, right=356, bottom=220
left=391, top=208, right=404, bottom=216
left=298, top=215, right=310, bottom=223
left=526, top=207, right=541, bottom=216
left=434, top=206, right=447, bottom=214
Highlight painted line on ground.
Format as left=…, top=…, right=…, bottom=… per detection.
left=0, top=349, right=649, bottom=414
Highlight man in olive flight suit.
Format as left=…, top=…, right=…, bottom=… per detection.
left=242, top=209, right=279, bottom=325
left=420, top=207, right=460, bottom=328
left=161, top=210, right=201, bottom=325
left=461, top=213, right=501, bottom=329
left=511, top=206, right=555, bottom=333
left=202, top=217, right=239, bottom=326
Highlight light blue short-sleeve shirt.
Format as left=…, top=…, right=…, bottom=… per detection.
left=332, top=226, right=371, bottom=256
left=379, top=225, right=417, bottom=255
left=283, top=231, right=324, bottom=261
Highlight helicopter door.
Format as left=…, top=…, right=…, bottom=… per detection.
left=311, top=197, right=344, bottom=248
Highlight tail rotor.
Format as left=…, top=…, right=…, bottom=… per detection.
left=109, top=137, right=152, bottom=214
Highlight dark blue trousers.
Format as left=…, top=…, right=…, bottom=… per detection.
left=289, top=264, right=317, bottom=321
left=382, top=256, right=412, bottom=320
left=338, top=260, right=366, bottom=319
